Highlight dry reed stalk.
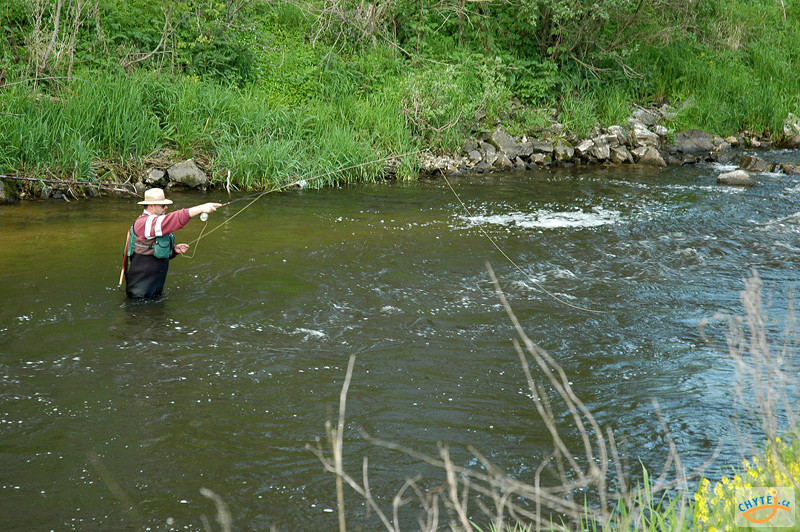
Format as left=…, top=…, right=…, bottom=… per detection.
left=310, top=262, right=717, bottom=530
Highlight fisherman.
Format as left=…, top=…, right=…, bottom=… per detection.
left=124, top=188, right=222, bottom=298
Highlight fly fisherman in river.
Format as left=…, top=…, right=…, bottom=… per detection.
left=123, top=188, right=222, bottom=298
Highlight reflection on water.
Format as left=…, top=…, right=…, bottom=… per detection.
left=2, top=156, right=800, bottom=529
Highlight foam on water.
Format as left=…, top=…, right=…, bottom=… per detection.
left=463, top=206, right=621, bottom=230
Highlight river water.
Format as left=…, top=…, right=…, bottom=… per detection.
left=2, top=155, right=800, bottom=530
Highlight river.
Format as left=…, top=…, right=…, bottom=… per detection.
left=2, top=155, right=800, bottom=530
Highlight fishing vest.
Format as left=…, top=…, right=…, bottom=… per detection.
left=128, top=225, right=175, bottom=259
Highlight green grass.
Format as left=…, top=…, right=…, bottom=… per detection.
left=2, top=0, right=800, bottom=188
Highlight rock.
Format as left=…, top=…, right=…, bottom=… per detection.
left=550, top=122, right=564, bottom=136
left=632, top=146, right=666, bottom=166
left=0, top=180, right=11, bottom=203
left=779, top=163, right=800, bottom=175
left=783, top=113, right=800, bottom=137
left=711, top=141, right=734, bottom=164
left=632, top=125, right=660, bottom=147
left=553, top=139, right=574, bottom=161
left=490, top=127, right=523, bottom=160
left=607, top=125, right=629, bottom=146
left=724, top=136, right=739, bottom=146
left=592, top=136, right=611, bottom=161
left=654, top=125, right=668, bottom=138
left=463, top=139, right=479, bottom=153
left=479, top=141, right=497, bottom=165
left=518, top=139, right=534, bottom=158
left=134, top=181, right=147, bottom=195
left=633, top=108, right=658, bottom=127
left=145, top=168, right=165, bottom=185
left=40, top=185, right=53, bottom=199
left=738, top=155, right=773, bottom=173
left=531, top=140, right=554, bottom=154
left=717, top=169, right=756, bottom=187
left=790, top=132, right=800, bottom=148
left=529, top=153, right=551, bottom=165
left=674, top=129, right=716, bottom=155
left=467, top=150, right=482, bottom=164
left=575, top=139, right=595, bottom=157
left=513, top=156, right=527, bottom=170
left=494, top=152, right=513, bottom=170
left=166, top=159, right=208, bottom=189
left=610, top=145, right=634, bottom=164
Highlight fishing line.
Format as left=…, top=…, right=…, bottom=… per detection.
left=441, top=173, right=605, bottom=314
left=180, top=151, right=420, bottom=257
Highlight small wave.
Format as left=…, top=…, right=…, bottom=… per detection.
left=711, top=162, right=739, bottom=172
left=463, top=207, right=620, bottom=230
left=295, top=328, right=326, bottom=339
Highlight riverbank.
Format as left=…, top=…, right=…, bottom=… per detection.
left=2, top=2, right=800, bottom=203
left=3, top=106, right=800, bottom=204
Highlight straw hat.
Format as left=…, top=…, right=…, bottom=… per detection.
left=138, top=188, right=174, bottom=205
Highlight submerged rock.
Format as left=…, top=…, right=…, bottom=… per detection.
left=738, top=155, right=774, bottom=173
left=717, top=169, right=756, bottom=187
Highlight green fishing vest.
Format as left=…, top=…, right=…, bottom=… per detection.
left=128, top=225, right=175, bottom=259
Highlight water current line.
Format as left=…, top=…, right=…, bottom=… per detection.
left=440, top=173, right=605, bottom=314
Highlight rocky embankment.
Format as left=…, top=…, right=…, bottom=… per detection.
left=3, top=109, right=800, bottom=204
left=418, top=108, right=800, bottom=186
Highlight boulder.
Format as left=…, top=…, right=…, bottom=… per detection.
left=0, top=180, right=11, bottom=203
left=553, top=139, right=574, bottom=161
left=738, top=155, right=774, bottom=173
left=145, top=168, right=165, bottom=185
left=531, top=140, right=554, bottom=154
left=480, top=141, right=497, bottom=165
left=575, top=139, right=595, bottom=158
left=494, top=152, right=513, bottom=170
left=783, top=113, right=800, bottom=138
left=610, top=145, right=634, bottom=164
left=490, top=127, right=523, bottom=160
left=467, top=150, right=482, bottom=164
left=529, top=153, right=551, bottom=165
left=633, top=108, right=658, bottom=127
left=632, top=125, right=660, bottom=147
left=717, top=169, right=756, bottom=187
left=166, top=159, right=208, bottom=189
left=632, top=146, right=666, bottom=166
left=779, top=163, right=800, bottom=175
left=463, top=139, right=479, bottom=154
left=674, top=129, right=716, bottom=155
left=607, top=125, right=629, bottom=146
left=518, top=139, right=534, bottom=158
left=592, top=136, right=611, bottom=161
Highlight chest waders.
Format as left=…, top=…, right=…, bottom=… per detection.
left=124, top=226, right=175, bottom=298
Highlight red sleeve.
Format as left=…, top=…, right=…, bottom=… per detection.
left=133, top=208, right=192, bottom=238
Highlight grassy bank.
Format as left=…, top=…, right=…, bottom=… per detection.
left=1, top=1, right=800, bottom=189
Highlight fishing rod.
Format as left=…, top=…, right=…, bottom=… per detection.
left=181, top=151, right=420, bottom=257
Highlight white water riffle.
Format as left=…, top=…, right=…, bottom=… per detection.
left=462, top=206, right=621, bottom=230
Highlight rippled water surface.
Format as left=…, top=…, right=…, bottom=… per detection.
left=2, top=156, right=800, bottom=529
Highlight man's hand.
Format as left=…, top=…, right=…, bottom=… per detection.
left=174, top=243, right=190, bottom=254
left=188, top=202, right=223, bottom=218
